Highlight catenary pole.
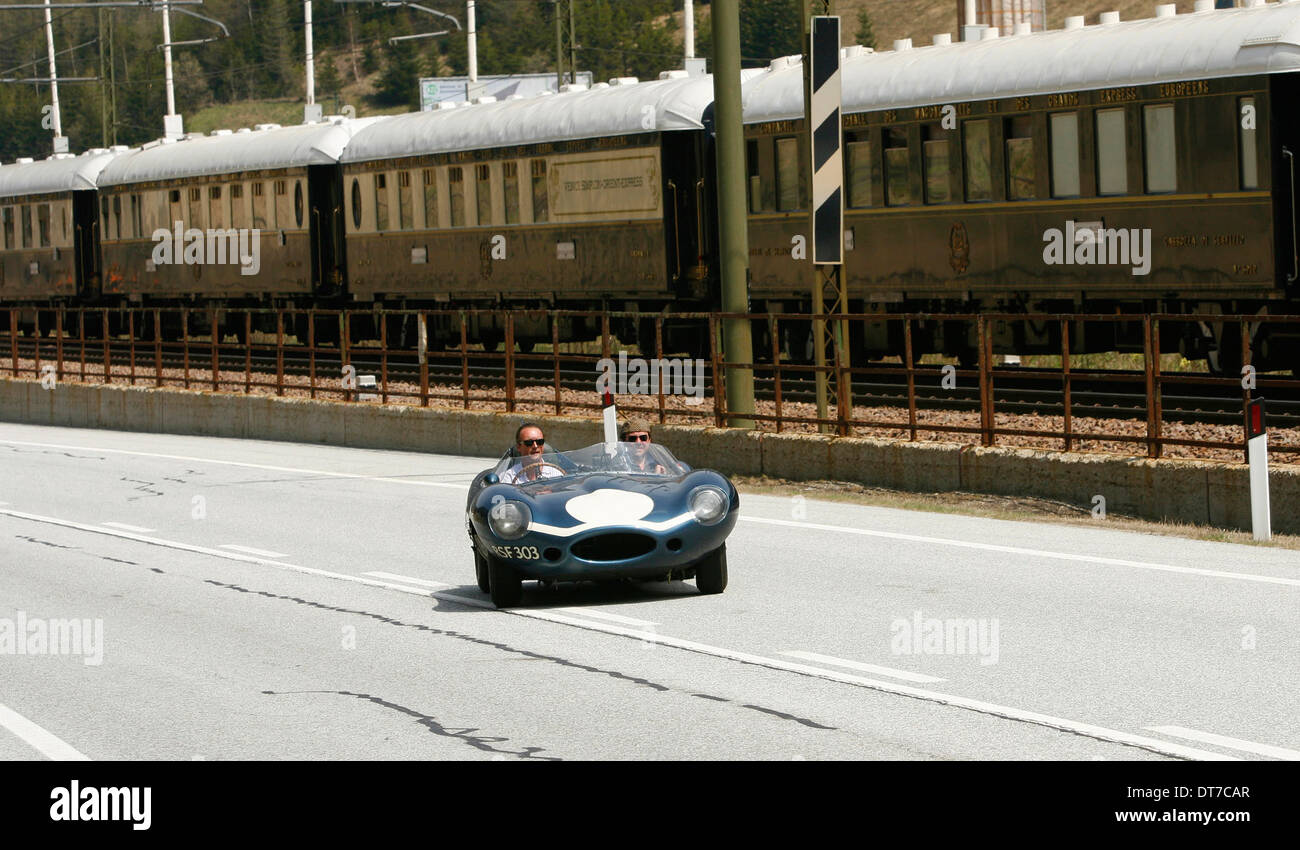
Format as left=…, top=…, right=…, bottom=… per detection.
left=712, top=0, right=756, bottom=428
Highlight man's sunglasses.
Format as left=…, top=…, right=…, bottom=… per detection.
left=623, top=433, right=650, bottom=442
left=519, top=438, right=545, bottom=447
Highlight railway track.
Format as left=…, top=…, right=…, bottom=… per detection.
left=6, top=336, right=1299, bottom=428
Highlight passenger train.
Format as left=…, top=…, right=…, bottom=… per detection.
left=1, top=2, right=1299, bottom=373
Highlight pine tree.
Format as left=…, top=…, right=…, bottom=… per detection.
left=856, top=9, right=877, bottom=50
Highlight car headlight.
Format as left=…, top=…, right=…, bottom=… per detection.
left=689, top=486, right=728, bottom=525
left=488, top=500, right=531, bottom=540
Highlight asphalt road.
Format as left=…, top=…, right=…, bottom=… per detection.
left=1, top=422, right=1297, bottom=761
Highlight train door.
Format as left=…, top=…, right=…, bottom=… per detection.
left=661, top=127, right=715, bottom=303
left=308, top=164, right=346, bottom=298
left=72, top=189, right=101, bottom=299
left=1270, top=73, right=1300, bottom=299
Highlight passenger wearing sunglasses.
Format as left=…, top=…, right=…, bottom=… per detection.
left=500, top=423, right=565, bottom=484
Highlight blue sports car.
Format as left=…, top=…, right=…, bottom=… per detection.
left=465, top=441, right=739, bottom=607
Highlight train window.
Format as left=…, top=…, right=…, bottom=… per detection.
left=112, top=196, right=121, bottom=241
left=885, top=128, right=910, bottom=206
left=37, top=204, right=50, bottom=247
left=1049, top=112, right=1081, bottom=198
left=1143, top=104, right=1177, bottom=193
left=1005, top=116, right=1036, bottom=200
left=1239, top=97, right=1258, bottom=190
left=422, top=169, right=437, bottom=228
left=170, top=190, right=180, bottom=203
left=375, top=173, right=389, bottom=231
left=274, top=180, right=286, bottom=196
left=449, top=167, right=466, bottom=227
left=776, top=137, right=800, bottom=211
left=294, top=181, right=304, bottom=228
left=1, top=207, right=9, bottom=250
left=923, top=124, right=950, bottom=204
left=397, top=171, right=412, bottom=230
left=530, top=160, right=548, bottom=223
left=209, top=185, right=225, bottom=229
left=1095, top=108, right=1127, bottom=195
left=188, top=187, right=202, bottom=229
left=100, top=197, right=108, bottom=240
left=350, top=179, right=361, bottom=230
left=130, top=195, right=142, bottom=239
left=476, top=163, right=492, bottom=225
left=230, top=185, right=248, bottom=229
left=847, top=141, right=872, bottom=208
left=503, top=162, right=520, bottom=225
left=963, top=120, right=992, bottom=201
left=254, top=182, right=270, bottom=230
left=747, top=139, right=762, bottom=213
left=21, top=205, right=32, bottom=247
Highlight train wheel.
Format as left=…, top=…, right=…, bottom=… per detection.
left=479, top=331, right=502, bottom=353
left=1209, top=323, right=1243, bottom=378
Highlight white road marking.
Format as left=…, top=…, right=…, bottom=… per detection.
left=741, top=516, right=1300, bottom=588
left=363, top=571, right=453, bottom=589
left=0, top=438, right=470, bottom=490
left=554, top=608, right=660, bottom=627
left=780, top=650, right=947, bottom=684
left=0, top=505, right=1238, bottom=762
left=0, top=701, right=90, bottom=761
left=1145, top=726, right=1300, bottom=760
left=219, top=545, right=289, bottom=559
left=102, top=522, right=156, bottom=533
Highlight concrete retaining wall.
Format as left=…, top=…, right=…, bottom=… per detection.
left=2, top=377, right=1295, bottom=534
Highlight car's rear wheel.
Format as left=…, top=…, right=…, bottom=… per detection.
left=695, top=544, right=728, bottom=595
left=473, top=547, right=491, bottom=594
left=488, top=554, right=523, bottom=608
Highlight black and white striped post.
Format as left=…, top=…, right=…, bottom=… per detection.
left=804, top=7, right=852, bottom=434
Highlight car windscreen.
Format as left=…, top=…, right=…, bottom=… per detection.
left=495, top=442, right=686, bottom=482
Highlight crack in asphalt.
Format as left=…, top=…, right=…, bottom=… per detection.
left=202, top=578, right=675, bottom=695
left=14, top=534, right=79, bottom=550
left=263, top=689, right=563, bottom=760
left=741, top=704, right=837, bottom=730
left=120, top=476, right=165, bottom=500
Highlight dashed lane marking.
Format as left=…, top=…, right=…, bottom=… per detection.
left=0, top=701, right=90, bottom=761
left=780, top=650, right=947, bottom=684
left=1145, top=726, right=1300, bottom=760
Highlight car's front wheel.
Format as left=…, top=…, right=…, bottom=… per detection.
left=488, top=554, right=523, bottom=608
left=695, top=544, right=728, bottom=594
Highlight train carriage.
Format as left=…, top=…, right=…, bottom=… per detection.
left=92, top=118, right=382, bottom=338
left=338, top=73, right=722, bottom=351
left=739, top=3, right=1300, bottom=371
left=0, top=150, right=118, bottom=332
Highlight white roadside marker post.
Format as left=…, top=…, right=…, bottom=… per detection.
left=1246, top=398, right=1270, bottom=542
left=602, top=390, right=618, bottom=454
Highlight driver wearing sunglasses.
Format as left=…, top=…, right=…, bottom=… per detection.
left=500, top=423, right=565, bottom=484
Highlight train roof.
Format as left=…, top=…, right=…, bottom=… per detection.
left=97, top=117, right=388, bottom=187
left=0, top=150, right=122, bottom=199
left=743, top=3, right=1300, bottom=123
left=341, top=74, right=719, bottom=163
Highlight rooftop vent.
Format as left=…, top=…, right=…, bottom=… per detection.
left=1194, top=0, right=1214, bottom=11
left=981, top=26, right=1000, bottom=39
left=109, top=145, right=129, bottom=152
left=842, top=45, right=871, bottom=58
left=253, top=123, right=281, bottom=132
left=1099, top=10, right=1121, bottom=24
left=472, top=95, right=498, bottom=104
left=236, top=127, right=253, bottom=133
left=16, top=157, right=33, bottom=164
left=184, top=132, right=203, bottom=140
left=559, top=83, right=588, bottom=93
left=1013, top=21, right=1031, bottom=35
left=590, top=82, right=610, bottom=89
left=209, top=129, right=232, bottom=136
left=893, top=37, right=913, bottom=50
left=434, top=101, right=457, bottom=110
left=660, top=68, right=691, bottom=79
left=1065, top=15, right=1085, bottom=29
left=609, top=76, right=639, bottom=86
left=87, top=147, right=109, bottom=155
left=1155, top=3, right=1176, bottom=16
left=932, top=33, right=952, bottom=46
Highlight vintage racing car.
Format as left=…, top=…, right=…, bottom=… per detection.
left=465, top=441, right=739, bottom=607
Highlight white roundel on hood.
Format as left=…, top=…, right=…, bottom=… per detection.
left=564, top=489, right=655, bottom=524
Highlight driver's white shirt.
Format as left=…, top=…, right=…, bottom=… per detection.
left=499, top=461, right=564, bottom=484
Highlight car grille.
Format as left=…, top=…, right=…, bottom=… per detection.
left=571, top=533, right=657, bottom=562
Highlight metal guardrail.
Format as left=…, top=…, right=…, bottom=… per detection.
left=2, top=306, right=1298, bottom=461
